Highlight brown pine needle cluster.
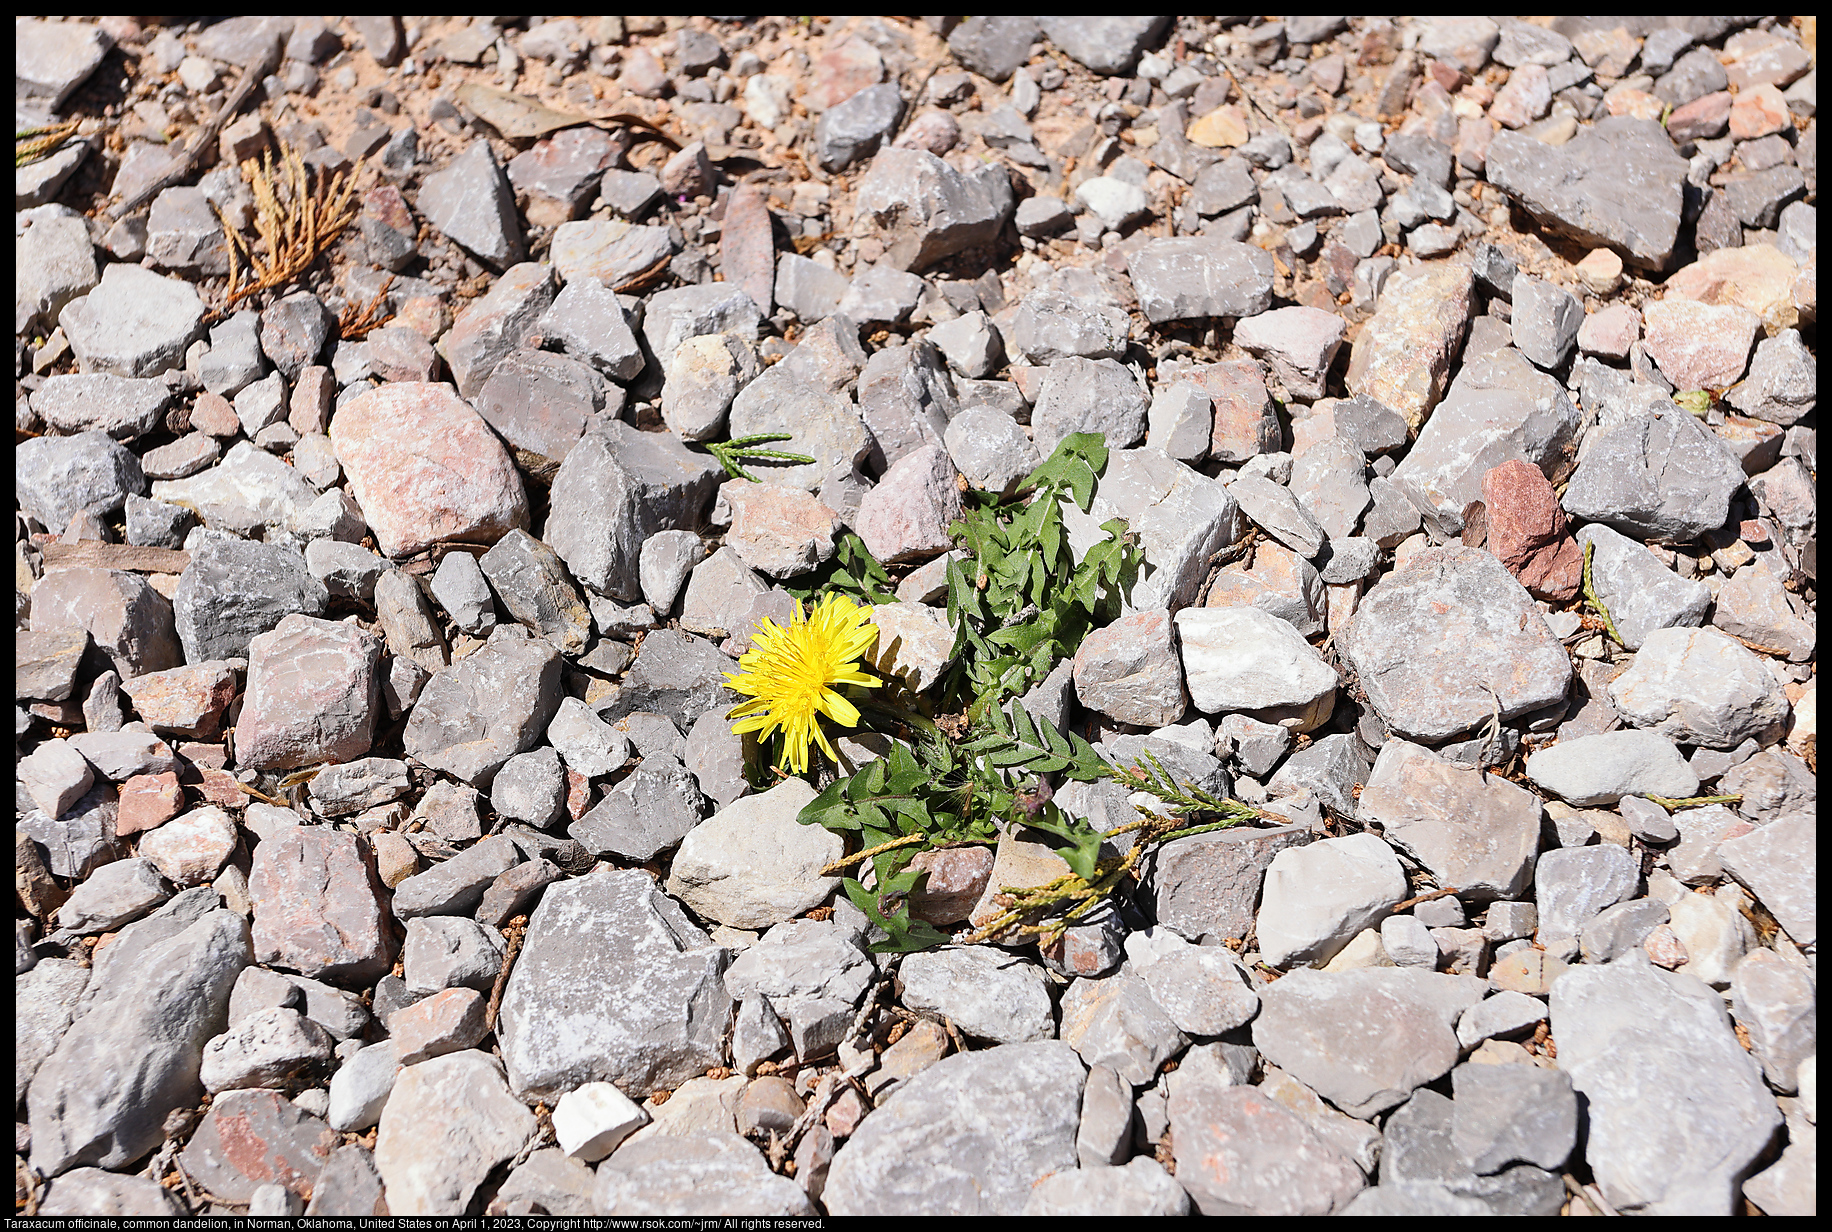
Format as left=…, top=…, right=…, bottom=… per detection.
left=215, top=141, right=359, bottom=308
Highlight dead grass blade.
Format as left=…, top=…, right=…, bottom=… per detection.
left=338, top=273, right=395, bottom=340
left=213, top=141, right=360, bottom=309
left=16, top=120, right=82, bottom=168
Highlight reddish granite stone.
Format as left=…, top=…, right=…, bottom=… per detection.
left=120, top=660, right=238, bottom=739
left=179, top=1089, right=338, bottom=1204
left=116, top=770, right=184, bottom=835
left=234, top=614, right=383, bottom=771
left=1481, top=460, right=1581, bottom=601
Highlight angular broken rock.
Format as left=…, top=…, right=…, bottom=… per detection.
left=330, top=382, right=530, bottom=559
left=853, top=146, right=1013, bottom=272
left=1345, top=261, right=1476, bottom=429
left=1127, top=237, right=1276, bottom=324
left=402, top=632, right=564, bottom=787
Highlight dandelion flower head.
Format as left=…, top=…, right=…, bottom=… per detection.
left=724, top=593, right=880, bottom=775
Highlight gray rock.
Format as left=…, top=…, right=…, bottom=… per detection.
left=856, top=340, right=957, bottom=470
left=18, top=784, right=127, bottom=879
left=1128, top=237, right=1276, bottom=324
left=1169, top=1077, right=1366, bottom=1215
left=402, top=916, right=506, bottom=995
left=1551, top=960, right=1781, bottom=1214
left=1485, top=117, right=1688, bottom=269
left=16, top=628, right=89, bottom=703
left=666, top=778, right=840, bottom=929
left=1038, top=16, right=1171, bottom=76
left=853, top=146, right=1013, bottom=272
left=816, top=82, right=902, bottom=171
left=418, top=140, right=525, bottom=269
left=593, top=1131, right=812, bottom=1216
left=1257, top=832, right=1407, bottom=968
left=1058, top=964, right=1188, bottom=1086
left=1073, top=607, right=1187, bottom=727
left=19, top=738, right=97, bottom=821
left=17, top=202, right=98, bottom=335
left=1022, top=1157, right=1190, bottom=1216
left=498, top=868, right=731, bottom=1099
left=1124, top=928, right=1259, bottom=1036
left=491, top=747, right=568, bottom=829
left=37, top=1167, right=182, bottom=1217
left=1357, top=740, right=1541, bottom=902
left=900, top=947, right=1055, bottom=1043
left=173, top=537, right=329, bottom=663
left=479, top=529, right=592, bottom=654
left=150, top=441, right=319, bottom=538
left=1526, top=729, right=1699, bottom=806
left=1535, top=844, right=1640, bottom=941
left=774, top=254, right=851, bottom=324
left=428, top=548, right=496, bottom=635
left=199, top=1005, right=334, bottom=1093
left=1228, top=473, right=1326, bottom=557
left=606, top=629, right=740, bottom=733
left=199, top=309, right=266, bottom=397
left=438, top=263, right=558, bottom=398
left=401, top=631, right=563, bottom=788
left=1140, top=822, right=1311, bottom=942
left=536, top=277, right=645, bottom=382
left=944, top=406, right=1037, bottom=496
left=1252, top=967, right=1487, bottom=1119
left=1012, top=286, right=1128, bottom=366
left=947, top=15, right=1039, bottom=82
left=1563, top=410, right=1745, bottom=541
left=124, top=495, right=194, bottom=548
left=823, top=1041, right=1086, bottom=1214
left=307, top=757, right=410, bottom=817
left=1572, top=523, right=1711, bottom=650
left=1343, top=546, right=1570, bottom=742
left=15, top=430, right=147, bottom=533
left=475, top=348, right=611, bottom=463
left=547, top=697, right=631, bottom=778
left=1378, top=1087, right=1566, bottom=1215
left=571, top=754, right=705, bottom=860
left=1449, top=1061, right=1577, bottom=1175
left=1579, top=898, right=1670, bottom=964
left=374, top=1050, right=535, bottom=1215
left=58, top=263, right=206, bottom=377
left=1389, top=347, right=1581, bottom=536
left=641, top=283, right=763, bottom=378
left=839, top=266, right=928, bottom=332
left=1066, top=446, right=1243, bottom=612
left=31, top=374, right=169, bottom=441
left=29, top=909, right=249, bottom=1175
left=259, top=292, right=333, bottom=382
left=1509, top=276, right=1583, bottom=370
left=1608, top=626, right=1789, bottom=749
left=546, top=422, right=727, bottom=601
left=1730, top=948, right=1815, bottom=1093
left=1267, top=731, right=1368, bottom=817
left=1288, top=437, right=1369, bottom=541
left=1717, top=812, right=1814, bottom=946
left=16, top=958, right=91, bottom=1107
left=1726, top=328, right=1816, bottom=425
left=1013, top=195, right=1073, bottom=237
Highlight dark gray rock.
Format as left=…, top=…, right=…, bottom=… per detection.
left=418, top=140, right=525, bottom=270
left=1139, top=823, right=1311, bottom=942
left=390, top=835, right=522, bottom=920
left=480, top=529, right=593, bottom=654
left=1379, top=1088, right=1566, bottom=1215
left=854, top=147, right=1014, bottom=273
left=546, top=421, right=725, bottom=601
left=259, top=292, right=334, bottom=382
left=1485, top=118, right=1689, bottom=269
left=604, top=629, right=741, bottom=733
left=1038, top=17, right=1171, bottom=75
left=18, top=784, right=127, bottom=879
left=401, top=630, right=564, bottom=788
left=536, top=278, right=645, bottom=383
left=1449, top=1061, right=1577, bottom=1175
left=946, top=16, right=1039, bottom=82
left=173, top=537, right=329, bottom=664
left=570, top=754, right=705, bottom=860
left=1721, top=165, right=1808, bottom=230
left=1562, top=410, right=1745, bottom=542
left=857, top=341, right=957, bottom=471
left=816, top=83, right=903, bottom=171
left=29, top=909, right=249, bottom=1175
left=475, top=349, right=610, bottom=464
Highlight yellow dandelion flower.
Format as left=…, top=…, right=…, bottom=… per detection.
left=724, top=593, right=882, bottom=775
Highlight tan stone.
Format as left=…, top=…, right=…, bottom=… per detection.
left=1662, top=244, right=1801, bottom=334
left=1345, top=262, right=1475, bottom=429
left=1187, top=105, right=1249, bottom=148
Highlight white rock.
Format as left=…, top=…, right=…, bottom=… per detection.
left=1256, top=832, right=1408, bottom=968
left=554, top=1081, right=650, bottom=1161
left=1174, top=607, right=1338, bottom=714
left=666, top=778, right=841, bottom=929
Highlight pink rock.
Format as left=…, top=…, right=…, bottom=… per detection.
left=234, top=614, right=383, bottom=771
left=250, top=826, right=394, bottom=983
left=659, top=141, right=715, bottom=199
left=1188, top=358, right=1278, bottom=462
left=120, top=660, right=238, bottom=738
left=116, top=770, right=184, bottom=834
left=1346, top=262, right=1475, bottom=429
left=1232, top=306, right=1346, bottom=401
left=1665, top=91, right=1732, bottom=143
left=1481, top=460, right=1581, bottom=602
left=1643, top=923, right=1688, bottom=970
left=810, top=37, right=884, bottom=111
left=907, top=845, right=995, bottom=926
left=1576, top=302, right=1641, bottom=361
left=191, top=390, right=241, bottom=437
left=720, top=183, right=776, bottom=317
left=390, top=988, right=489, bottom=1065
left=1605, top=87, right=1665, bottom=123
left=619, top=47, right=669, bottom=99
left=1728, top=83, right=1791, bottom=141
left=1663, top=244, right=1802, bottom=334
left=1488, top=63, right=1550, bottom=129
left=330, top=381, right=530, bottom=558
left=137, top=804, right=236, bottom=886
left=289, top=366, right=334, bottom=436
left=722, top=479, right=840, bottom=579
left=1642, top=299, right=1762, bottom=391
left=853, top=445, right=963, bottom=564
left=1455, top=116, right=1495, bottom=174
left=893, top=110, right=960, bottom=156
left=365, top=326, right=438, bottom=382
left=178, top=1089, right=339, bottom=1205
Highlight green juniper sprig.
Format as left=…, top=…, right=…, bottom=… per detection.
left=705, top=431, right=817, bottom=482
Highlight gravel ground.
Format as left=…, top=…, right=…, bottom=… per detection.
left=15, top=15, right=1817, bottom=1218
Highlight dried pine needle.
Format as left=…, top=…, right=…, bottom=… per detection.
left=214, top=141, right=360, bottom=308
